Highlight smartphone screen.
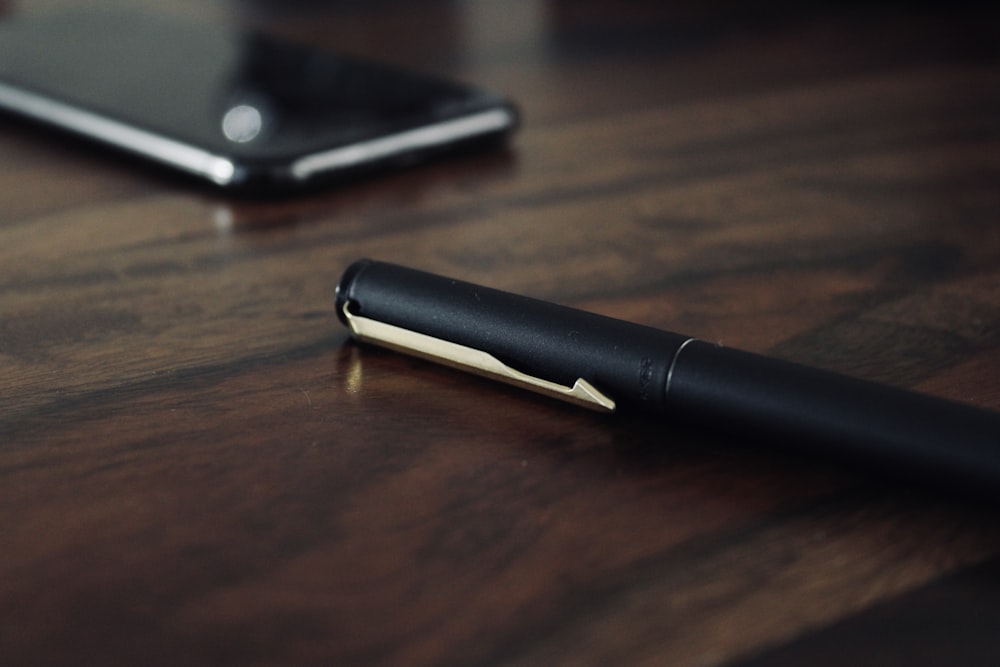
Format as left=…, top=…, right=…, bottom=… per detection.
left=0, top=9, right=518, bottom=191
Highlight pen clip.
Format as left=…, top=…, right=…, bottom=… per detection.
left=343, top=302, right=616, bottom=413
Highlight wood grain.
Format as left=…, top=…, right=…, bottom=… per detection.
left=2, top=1, right=1000, bottom=665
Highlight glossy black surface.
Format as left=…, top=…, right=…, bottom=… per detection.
left=0, top=9, right=512, bottom=175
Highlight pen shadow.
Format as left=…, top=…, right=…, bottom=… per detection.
left=332, top=342, right=996, bottom=515
left=605, top=409, right=1000, bottom=516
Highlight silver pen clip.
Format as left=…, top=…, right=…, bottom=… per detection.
left=342, top=302, right=616, bottom=413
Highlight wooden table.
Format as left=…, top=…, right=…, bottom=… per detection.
left=3, top=2, right=1000, bottom=664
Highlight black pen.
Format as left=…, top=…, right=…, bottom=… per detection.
left=335, top=259, right=1000, bottom=496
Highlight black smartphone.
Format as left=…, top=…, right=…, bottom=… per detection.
left=0, top=8, right=518, bottom=192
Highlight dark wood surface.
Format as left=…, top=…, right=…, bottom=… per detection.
left=3, top=1, right=1000, bottom=664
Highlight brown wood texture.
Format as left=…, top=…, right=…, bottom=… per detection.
left=2, top=1, right=1000, bottom=665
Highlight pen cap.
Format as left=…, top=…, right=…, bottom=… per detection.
left=336, top=259, right=691, bottom=413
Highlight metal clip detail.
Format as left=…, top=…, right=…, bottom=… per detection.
left=343, top=303, right=616, bottom=413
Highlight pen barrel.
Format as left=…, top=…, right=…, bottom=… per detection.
left=337, top=260, right=1000, bottom=497
left=336, top=259, right=690, bottom=412
left=667, top=340, right=1000, bottom=494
